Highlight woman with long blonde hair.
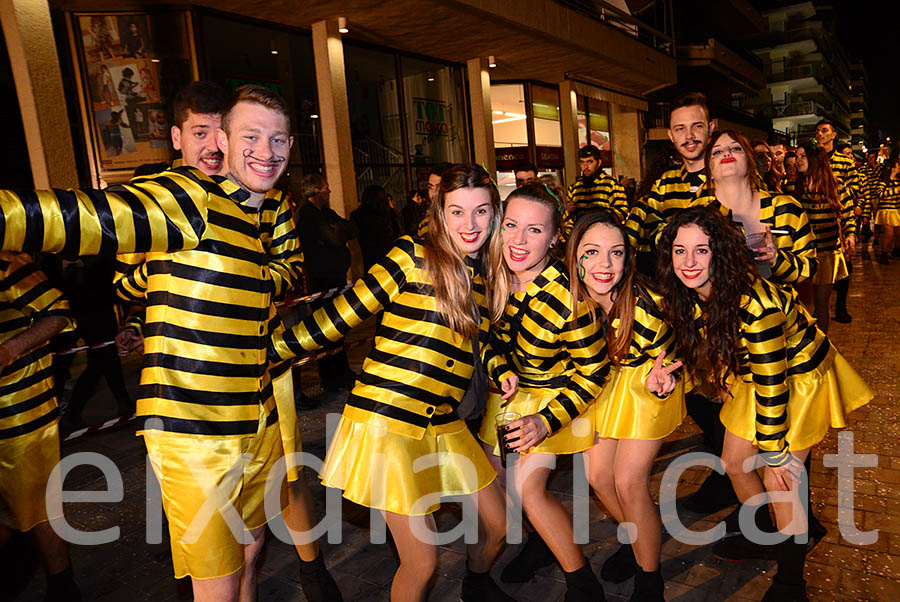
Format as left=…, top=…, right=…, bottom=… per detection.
left=271, top=164, right=518, bottom=602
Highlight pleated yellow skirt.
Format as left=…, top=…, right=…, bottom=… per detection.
left=719, top=349, right=872, bottom=451
left=875, top=209, right=900, bottom=226
left=593, top=365, right=687, bottom=440
left=478, top=387, right=595, bottom=455
left=320, top=413, right=496, bottom=516
left=811, top=249, right=849, bottom=285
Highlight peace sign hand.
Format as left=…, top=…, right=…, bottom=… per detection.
left=645, top=351, right=683, bottom=397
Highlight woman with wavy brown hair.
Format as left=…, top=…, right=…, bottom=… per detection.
left=271, top=164, right=518, bottom=602
left=657, top=206, right=871, bottom=602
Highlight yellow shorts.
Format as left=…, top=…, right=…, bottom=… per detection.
left=0, top=422, right=61, bottom=531
left=143, top=412, right=288, bottom=580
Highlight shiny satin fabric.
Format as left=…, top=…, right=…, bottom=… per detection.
left=272, top=367, right=301, bottom=482
left=479, top=387, right=595, bottom=456
left=720, top=349, right=873, bottom=453
left=593, top=364, right=687, bottom=440
left=320, top=412, right=496, bottom=516
left=811, top=249, right=849, bottom=286
left=0, top=422, right=61, bottom=530
left=874, top=209, right=900, bottom=227
left=143, top=412, right=287, bottom=579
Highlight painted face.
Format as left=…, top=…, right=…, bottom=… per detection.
left=514, top=170, right=538, bottom=188
left=795, top=147, right=809, bottom=174
left=709, top=134, right=749, bottom=181
left=427, top=173, right=442, bottom=202
left=815, top=124, right=836, bottom=148
left=443, top=187, right=493, bottom=256
left=576, top=222, right=626, bottom=299
left=171, top=110, right=224, bottom=176
left=668, top=105, right=711, bottom=162
left=579, top=156, right=600, bottom=177
left=217, top=101, right=293, bottom=194
left=501, top=196, right=557, bottom=275
left=672, top=224, right=712, bottom=299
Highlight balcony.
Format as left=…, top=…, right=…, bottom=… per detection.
left=677, top=38, right=765, bottom=94
left=554, top=0, right=674, bottom=56
left=767, top=63, right=826, bottom=84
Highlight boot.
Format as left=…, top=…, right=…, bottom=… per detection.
left=761, top=540, right=809, bottom=601
left=298, top=553, right=343, bottom=602
left=600, top=543, right=636, bottom=583
left=629, top=567, right=665, bottom=602
left=682, top=471, right=738, bottom=514
left=563, top=562, right=606, bottom=602
left=500, top=532, right=557, bottom=583
left=43, top=566, right=82, bottom=602
left=461, top=569, right=516, bottom=602
left=714, top=504, right=778, bottom=561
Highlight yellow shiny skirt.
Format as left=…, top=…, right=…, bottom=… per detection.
left=811, top=249, right=849, bottom=285
left=875, top=209, right=900, bottom=226
left=0, top=422, right=61, bottom=531
left=320, top=413, right=496, bottom=516
left=478, top=387, right=594, bottom=455
left=719, top=349, right=872, bottom=451
left=593, top=365, right=687, bottom=440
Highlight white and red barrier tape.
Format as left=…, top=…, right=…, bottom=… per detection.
left=54, top=340, right=117, bottom=356
left=62, top=413, right=137, bottom=442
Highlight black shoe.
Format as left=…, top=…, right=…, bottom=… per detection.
left=461, top=570, right=515, bottom=602
left=563, top=562, right=606, bottom=602
left=629, top=567, right=664, bottom=602
left=723, top=506, right=741, bottom=535
left=833, top=310, right=852, bottom=324
left=880, top=253, right=890, bottom=265
left=761, top=580, right=809, bottom=602
left=298, top=554, right=343, bottom=602
left=500, top=533, right=557, bottom=583
left=43, top=567, right=82, bottom=602
left=713, top=533, right=776, bottom=562
left=682, top=472, right=738, bottom=515
left=600, top=543, right=636, bottom=583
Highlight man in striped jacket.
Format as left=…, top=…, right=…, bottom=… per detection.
left=566, top=144, right=629, bottom=223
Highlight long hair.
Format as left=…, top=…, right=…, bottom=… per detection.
left=492, top=181, right=565, bottom=306
left=657, top=207, right=755, bottom=395
left=424, top=164, right=503, bottom=338
left=750, top=139, right=784, bottom=193
left=797, top=141, right=840, bottom=213
left=565, top=210, right=640, bottom=364
left=704, top=130, right=761, bottom=194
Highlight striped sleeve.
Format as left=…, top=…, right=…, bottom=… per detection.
left=271, top=236, right=414, bottom=360
left=260, top=195, right=304, bottom=300
left=877, top=180, right=900, bottom=212
left=742, top=288, right=791, bottom=467
left=770, top=195, right=818, bottom=284
left=538, top=300, right=610, bottom=434
left=4, top=257, right=74, bottom=330
left=113, top=253, right=148, bottom=302
left=0, top=168, right=208, bottom=256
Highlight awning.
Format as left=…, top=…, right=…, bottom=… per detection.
left=568, top=79, right=649, bottom=111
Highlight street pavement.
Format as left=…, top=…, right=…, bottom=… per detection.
left=13, top=250, right=900, bottom=601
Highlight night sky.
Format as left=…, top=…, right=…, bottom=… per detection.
left=834, top=2, right=900, bottom=142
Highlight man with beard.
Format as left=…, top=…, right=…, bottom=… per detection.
left=566, top=145, right=628, bottom=222
left=0, top=85, right=340, bottom=602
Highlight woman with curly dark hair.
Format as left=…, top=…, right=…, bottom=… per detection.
left=567, top=210, right=684, bottom=601
left=657, top=206, right=872, bottom=602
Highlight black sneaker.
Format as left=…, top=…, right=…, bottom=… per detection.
left=713, top=533, right=776, bottom=562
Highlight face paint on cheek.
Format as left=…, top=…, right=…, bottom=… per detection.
left=500, top=225, right=506, bottom=247
left=578, top=254, right=587, bottom=280
left=243, top=149, right=253, bottom=158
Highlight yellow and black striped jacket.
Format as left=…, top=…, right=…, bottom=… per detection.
left=271, top=236, right=495, bottom=439
left=567, top=172, right=629, bottom=223
left=611, top=282, right=676, bottom=368
left=828, top=151, right=863, bottom=221
left=0, top=253, right=74, bottom=439
left=784, top=183, right=855, bottom=255
left=0, top=167, right=300, bottom=436
left=694, top=190, right=818, bottom=283
left=625, top=165, right=715, bottom=252
left=730, top=278, right=832, bottom=467
left=858, top=163, right=880, bottom=216
left=876, top=178, right=900, bottom=212
left=485, top=258, right=610, bottom=434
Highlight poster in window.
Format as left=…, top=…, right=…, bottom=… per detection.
left=71, top=11, right=195, bottom=183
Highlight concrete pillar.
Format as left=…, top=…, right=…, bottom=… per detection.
left=609, top=103, right=642, bottom=181
left=466, top=57, right=495, bottom=174
left=559, top=80, right=579, bottom=189
left=311, top=19, right=356, bottom=217
left=1, top=0, right=78, bottom=188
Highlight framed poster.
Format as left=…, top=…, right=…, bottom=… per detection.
left=68, top=11, right=198, bottom=185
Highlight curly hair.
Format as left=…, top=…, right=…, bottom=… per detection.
left=657, top=207, right=755, bottom=395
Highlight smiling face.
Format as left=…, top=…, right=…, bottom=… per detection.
left=216, top=101, right=293, bottom=198
left=443, top=187, right=493, bottom=256
left=668, top=105, right=712, bottom=164
left=795, top=147, right=809, bottom=174
left=576, top=222, right=626, bottom=301
left=501, top=196, right=557, bottom=277
left=709, top=134, right=750, bottom=182
left=171, top=110, right=224, bottom=176
left=672, top=224, right=712, bottom=300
